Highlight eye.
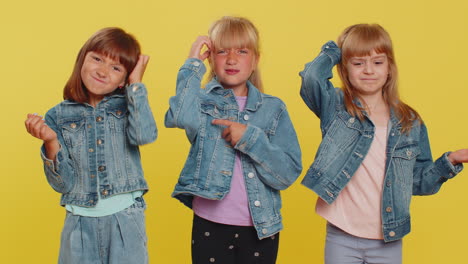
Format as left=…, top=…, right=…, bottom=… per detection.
left=238, top=49, right=249, bottom=54
left=92, top=55, right=102, bottom=62
left=352, top=62, right=363, bottom=66
left=216, top=50, right=227, bottom=55
left=374, top=61, right=384, bottom=65
left=112, top=66, right=123, bottom=72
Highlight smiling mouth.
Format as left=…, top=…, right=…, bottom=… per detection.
left=92, top=77, right=106, bottom=83
left=225, top=69, right=240, bottom=75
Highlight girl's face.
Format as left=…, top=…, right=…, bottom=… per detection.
left=211, top=47, right=257, bottom=95
left=346, top=50, right=389, bottom=97
left=81, top=51, right=127, bottom=106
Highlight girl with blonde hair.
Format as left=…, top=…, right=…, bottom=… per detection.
left=166, top=16, right=302, bottom=264
left=299, top=24, right=468, bottom=263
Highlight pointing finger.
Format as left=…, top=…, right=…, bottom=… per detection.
left=212, top=119, right=233, bottom=127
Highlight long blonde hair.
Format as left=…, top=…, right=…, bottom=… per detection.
left=337, top=24, right=420, bottom=133
left=207, top=16, right=263, bottom=92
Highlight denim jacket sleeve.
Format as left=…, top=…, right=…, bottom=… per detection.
left=40, top=107, right=75, bottom=194
left=299, top=41, right=342, bottom=130
left=125, top=83, right=158, bottom=145
left=234, top=104, right=302, bottom=190
left=412, top=123, right=464, bottom=195
left=165, top=58, right=206, bottom=142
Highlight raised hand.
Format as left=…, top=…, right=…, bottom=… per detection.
left=25, top=113, right=60, bottom=160
left=212, top=119, right=247, bottom=146
left=189, top=36, right=212, bottom=61
left=25, top=113, right=57, bottom=142
left=128, top=54, right=150, bottom=84
left=448, top=149, right=468, bottom=165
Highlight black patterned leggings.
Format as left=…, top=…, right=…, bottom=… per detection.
left=191, top=214, right=279, bottom=264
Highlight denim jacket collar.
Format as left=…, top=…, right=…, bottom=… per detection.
left=205, top=79, right=262, bottom=111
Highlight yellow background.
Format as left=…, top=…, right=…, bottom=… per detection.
left=1, top=0, right=467, bottom=263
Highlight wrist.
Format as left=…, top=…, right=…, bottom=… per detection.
left=447, top=152, right=456, bottom=165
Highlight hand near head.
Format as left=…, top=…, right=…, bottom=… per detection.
left=448, top=149, right=468, bottom=165
left=212, top=119, right=247, bottom=146
left=128, top=54, right=150, bottom=84
left=189, top=36, right=212, bottom=61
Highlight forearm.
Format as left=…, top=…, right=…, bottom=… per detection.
left=126, top=83, right=157, bottom=145
left=299, top=41, right=341, bottom=118
left=165, top=58, right=205, bottom=131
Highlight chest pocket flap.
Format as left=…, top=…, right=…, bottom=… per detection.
left=201, top=102, right=226, bottom=119
left=106, top=107, right=128, bottom=119
left=393, top=144, right=421, bottom=160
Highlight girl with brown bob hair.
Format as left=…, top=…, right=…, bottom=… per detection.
left=300, top=24, right=468, bottom=264
left=25, top=27, right=156, bottom=264
left=64, top=27, right=141, bottom=103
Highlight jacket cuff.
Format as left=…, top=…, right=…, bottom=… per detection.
left=181, top=58, right=207, bottom=77
left=321, top=41, right=341, bottom=65
left=438, top=152, right=464, bottom=179
left=40, top=144, right=63, bottom=176
left=234, top=125, right=259, bottom=153
left=126, top=83, right=148, bottom=97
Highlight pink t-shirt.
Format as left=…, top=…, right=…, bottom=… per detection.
left=192, top=96, right=254, bottom=226
left=316, top=124, right=388, bottom=239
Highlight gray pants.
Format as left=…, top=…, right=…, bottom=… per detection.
left=58, top=198, right=148, bottom=264
left=325, top=223, right=402, bottom=264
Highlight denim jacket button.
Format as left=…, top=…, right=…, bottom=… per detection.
left=406, top=150, right=412, bottom=157
left=349, top=117, right=355, bottom=123
left=254, top=200, right=261, bottom=207
left=88, top=148, right=94, bottom=153
left=386, top=207, right=392, bottom=213
left=70, top=123, right=77, bottom=129
left=243, top=114, right=250, bottom=121
left=98, top=166, right=106, bottom=172
left=262, top=229, right=268, bottom=234
left=386, top=181, right=391, bottom=187
left=97, top=139, right=103, bottom=145
left=45, top=161, right=52, bottom=167
left=116, top=110, right=122, bottom=116
left=90, top=174, right=95, bottom=178
left=101, top=190, right=108, bottom=196
left=96, top=116, right=103, bottom=122
left=247, top=172, right=255, bottom=178
left=132, top=85, right=139, bottom=92
left=389, top=231, right=396, bottom=237
left=192, top=61, right=200, bottom=67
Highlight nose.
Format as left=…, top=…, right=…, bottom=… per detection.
left=226, top=51, right=237, bottom=65
left=363, top=63, right=374, bottom=74
left=96, top=64, right=108, bottom=78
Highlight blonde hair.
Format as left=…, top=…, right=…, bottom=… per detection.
left=207, top=16, right=263, bottom=92
left=337, top=24, right=420, bottom=133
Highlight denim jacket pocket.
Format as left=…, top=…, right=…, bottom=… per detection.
left=107, top=107, right=128, bottom=133
left=201, top=102, right=227, bottom=140
left=61, top=118, right=85, bottom=150
left=391, top=143, right=420, bottom=205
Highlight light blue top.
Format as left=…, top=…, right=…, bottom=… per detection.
left=65, top=191, right=143, bottom=217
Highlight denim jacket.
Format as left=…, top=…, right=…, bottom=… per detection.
left=299, top=41, right=463, bottom=242
left=41, top=83, right=157, bottom=207
left=165, top=58, right=302, bottom=239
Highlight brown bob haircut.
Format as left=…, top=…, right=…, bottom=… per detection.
left=337, top=24, right=420, bottom=133
left=63, top=27, right=141, bottom=103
